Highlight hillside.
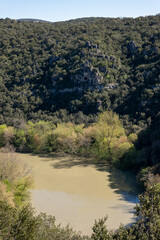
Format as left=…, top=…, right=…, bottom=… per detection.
left=0, top=16, right=159, bottom=127
left=0, top=15, right=160, bottom=240
left=17, top=18, right=52, bottom=23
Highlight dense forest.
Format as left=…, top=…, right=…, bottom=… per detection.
left=0, top=15, right=160, bottom=127
left=0, top=15, right=160, bottom=239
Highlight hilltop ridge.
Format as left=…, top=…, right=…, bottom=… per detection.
left=17, top=18, right=52, bottom=23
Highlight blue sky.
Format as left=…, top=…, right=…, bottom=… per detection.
left=0, top=0, right=160, bottom=22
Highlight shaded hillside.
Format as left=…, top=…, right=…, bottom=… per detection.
left=0, top=16, right=159, bottom=126
left=17, top=18, right=52, bottom=23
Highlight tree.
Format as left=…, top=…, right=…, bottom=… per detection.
left=134, top=183, right=160, bottom=240
left=0, top=149, right=33, bottom=207
left=91, top=216, right=112, bottom=240
left=92, top=111, right=133, bottom=165
left=0, top=201, right=38, bottom=240
left=0, top=124, right=7, bottom=147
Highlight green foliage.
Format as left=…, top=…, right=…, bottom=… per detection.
left=91, top=183, right=160, bottom=240
left=36, top=213, right=89, bottom=240
left=0, top=151, right=33, bottom=207
left=14, top=128, right=27, bottom=151
left=13, top=176, right=33, bottom=206
left=0, top=16, right=159, bottom=126
left=0, top=201, right=89, bottom=240
left=0, top=124, right=7, bottom=147
left=0, top=108, right=158, bottom=173
left=133, top=183, right=160, bottom=240
left=0, top=182, right=14, bottom=206
left=1, top=184, right=160, bottom=239
left=0, top=111, right=137, bottom=170
left=93, top=111, right=125, bottom=160
left=91, top=216, right=112, bottom=240
left=116, top=144, right=137, bottom=169
left=0, top=201, right=39, bottom=240
left=92, top=111, right=136, bottom=167
left=48, top=122, right=84, bottom=153
left=128, top=133, right=138, bottom=144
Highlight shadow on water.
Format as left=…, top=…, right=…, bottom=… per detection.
left=33, top=152, right=142, bottom=204
left=37, top=152, right=94, bottom=168
left=105, top=166, right=141, bottom=207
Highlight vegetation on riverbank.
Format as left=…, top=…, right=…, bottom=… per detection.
left=0, top=149, right=33, bottom=207
left=0, top=110, right=159, bottom=186
left=92, top=183, right=160, bottom=240
left=0, top=111, right=159, bottom=239
left=0, top=181, right=159, bottom=239
left=0, top=201, right=90, bottom=240
left=0, top=111, right=134, bottom=164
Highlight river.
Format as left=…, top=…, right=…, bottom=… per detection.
left=19, top=152, right=140, bottom=236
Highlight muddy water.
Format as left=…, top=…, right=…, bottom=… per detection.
left=19, top=153, right=140, bottom=236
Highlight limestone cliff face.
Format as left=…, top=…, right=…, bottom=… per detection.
left=51, top=61, right=104, bottom=94
left=71, top=61, right=103, bottom=91
left=128, top=41, right=138, bottom=55
left=50, top=41, right=121, bottom=94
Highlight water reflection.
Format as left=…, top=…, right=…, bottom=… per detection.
left=106, top=166, right=141, bottom=204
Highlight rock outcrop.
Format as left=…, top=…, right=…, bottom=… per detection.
left=71, top=61, right=103, bottom=90
left=128, top=41, right=138, bottom=54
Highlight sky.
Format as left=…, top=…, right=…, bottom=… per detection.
left=0, top=0, right=160, bottom=22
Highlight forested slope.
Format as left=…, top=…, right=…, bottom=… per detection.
left=0, top=15, right=160, bottom=239
left=0, top=15, right=159, bottom=127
